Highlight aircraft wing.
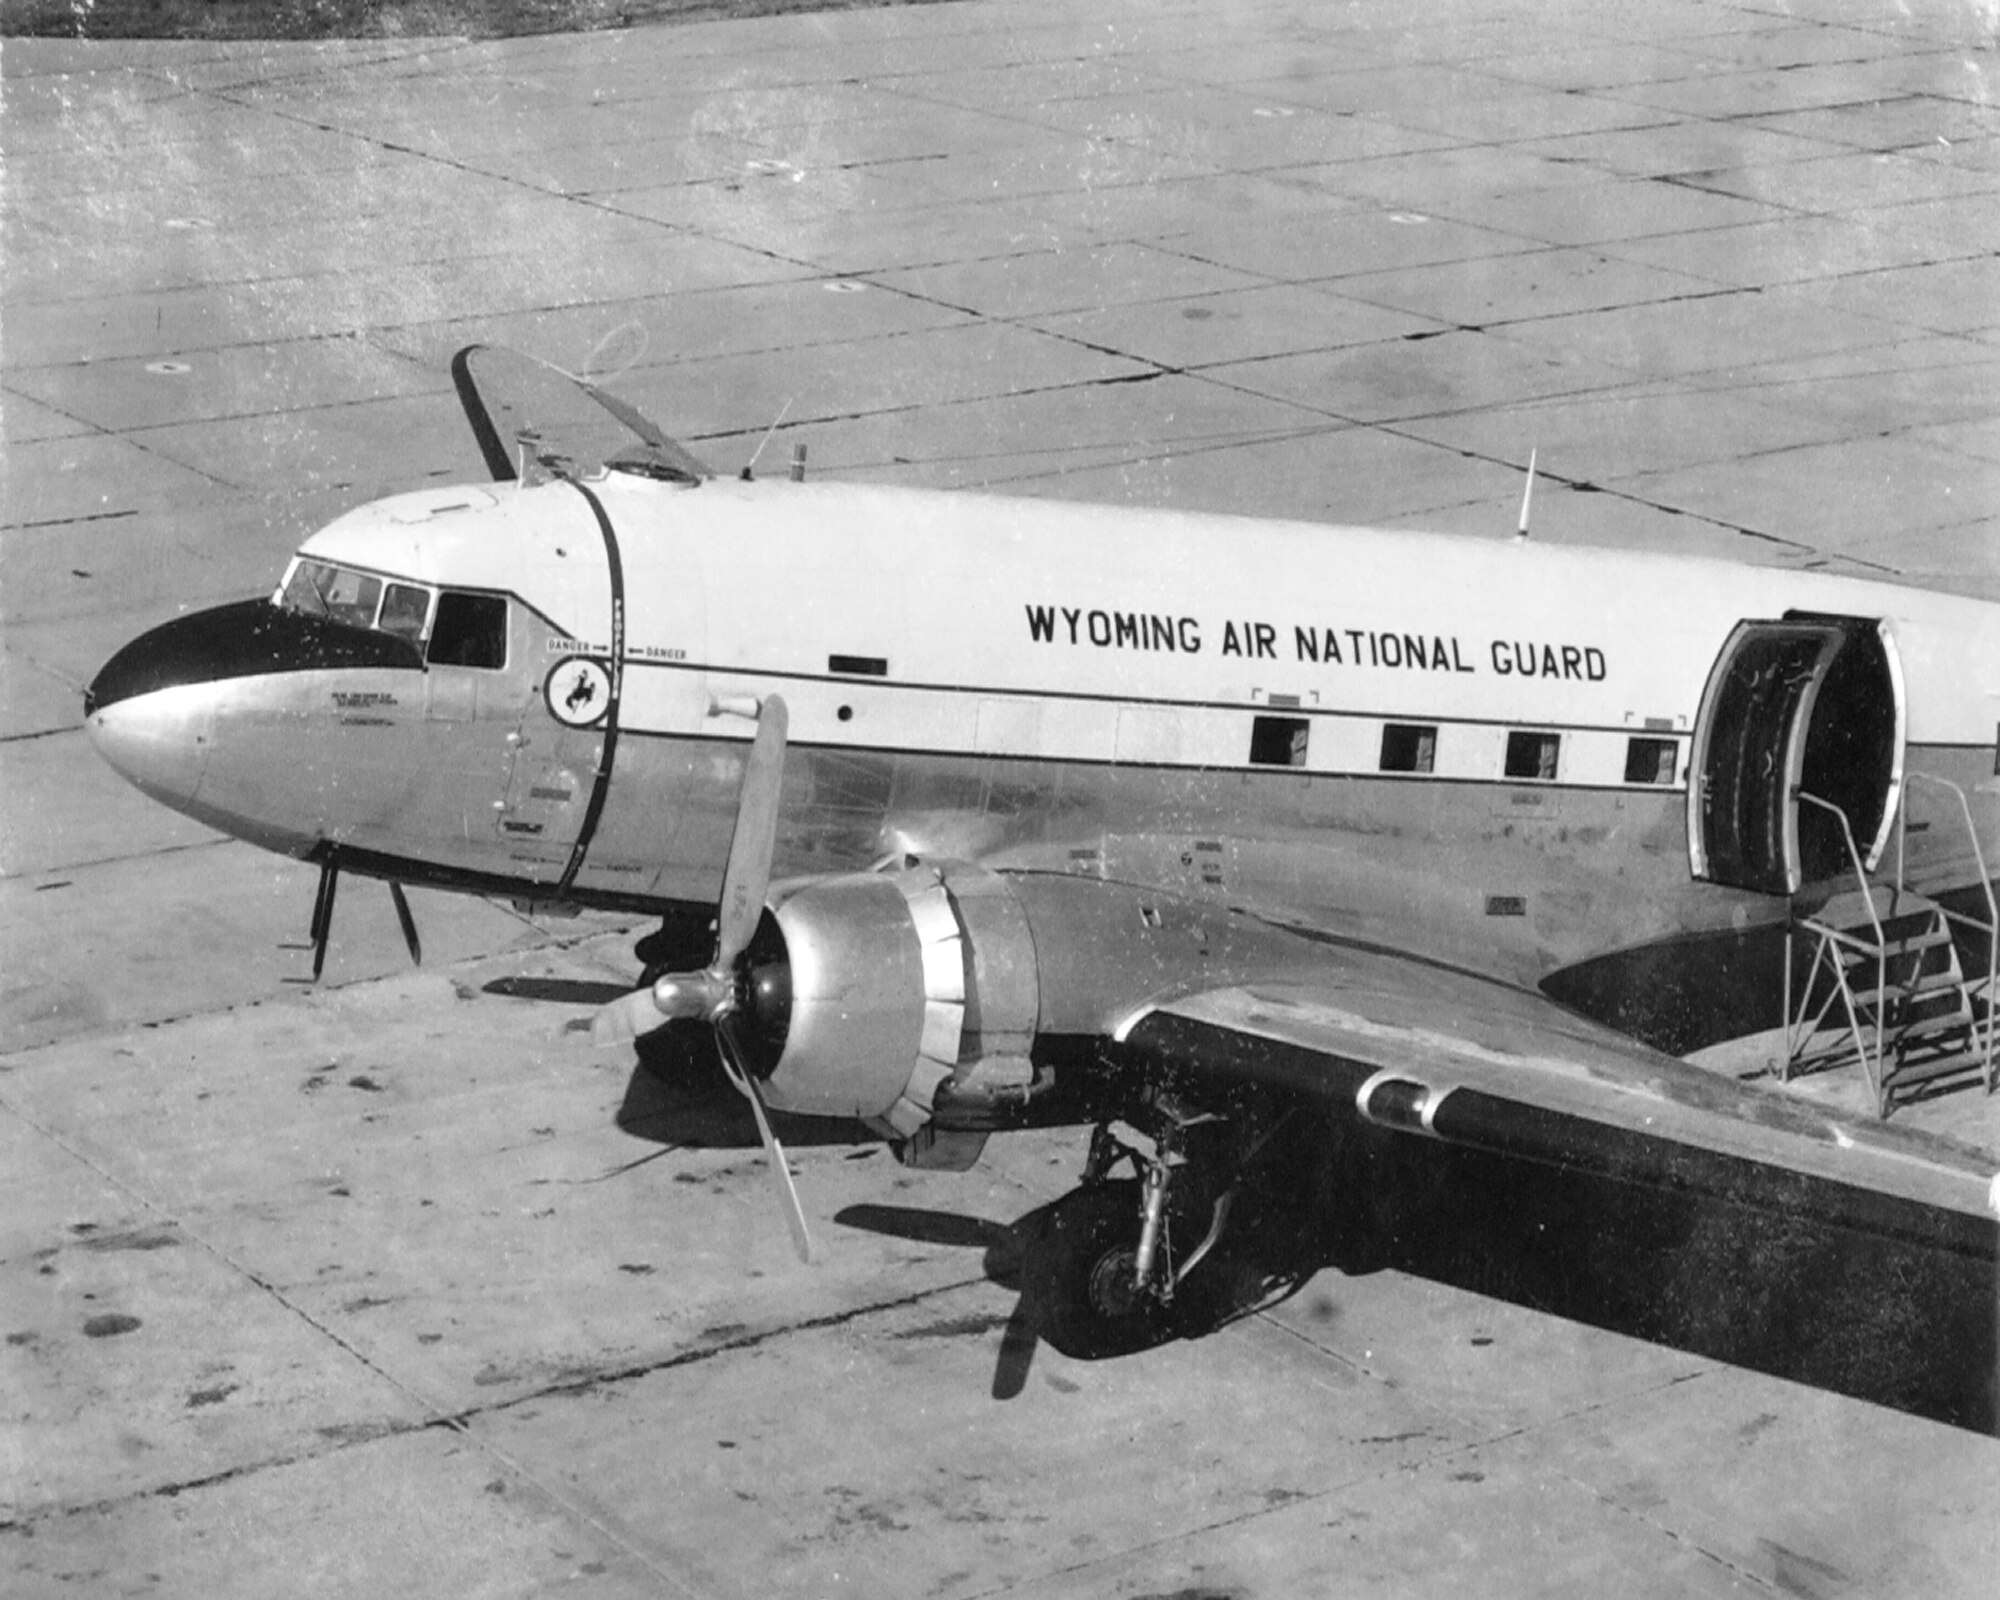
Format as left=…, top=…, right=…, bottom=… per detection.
left=1117, top=957, right=1998, bottom=1247
left=451, top=344, right=711, bottom=484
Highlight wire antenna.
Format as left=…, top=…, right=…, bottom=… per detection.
left=1515, top=448, right=1537, bottom=541
left=741, top=397, right=795, bottom=480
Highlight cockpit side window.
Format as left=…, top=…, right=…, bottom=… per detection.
left=279, top=558, right=438, bottom=643
left=428, top=591, right=508, bottom=670
left=378, top=582, right=432, bottom=642
left=282, top=560, right=381, bottom=629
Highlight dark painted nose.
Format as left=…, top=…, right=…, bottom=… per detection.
left=86, top=598, right=427, bottom=820
left=84, top=598, right=424, bottom=715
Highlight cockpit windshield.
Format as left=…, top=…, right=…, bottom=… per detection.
left=279, top=559, right=434, bottom=642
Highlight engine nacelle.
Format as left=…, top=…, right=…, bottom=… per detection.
left=749, top=861, right=1041, bottom=1135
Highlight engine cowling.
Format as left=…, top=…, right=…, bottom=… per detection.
left=735, top=860, right=1040, bottom=1134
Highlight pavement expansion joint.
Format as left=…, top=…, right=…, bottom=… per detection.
left=430, top=1272, right=999, bottom=1432
left=0, top=723, right=86, bottom=747
left=3, top=835, right=237, bottom=900
left=2, top=507, right=142, bottom=534
left=1, top=1268, right=1001, bottom=1538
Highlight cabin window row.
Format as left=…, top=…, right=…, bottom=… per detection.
left=1247, top=715, right=1681, bottom=786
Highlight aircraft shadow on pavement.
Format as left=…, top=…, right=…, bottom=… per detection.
left=844, top=1127, right=2000, bottom=1432
left=834, top=1187, right=1326, bottom=1401
left=483, top=975, right=631, bottom=1006
left=568, top=1014, right=1998, bottom=1431
left=612, top=1023, right=878, bottom=1149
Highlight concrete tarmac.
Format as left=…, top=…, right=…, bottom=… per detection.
left=4, top=0, right=1998, bottom=1594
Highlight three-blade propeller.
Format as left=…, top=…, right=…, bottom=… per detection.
left=591, top=697, right=810, bottom=1262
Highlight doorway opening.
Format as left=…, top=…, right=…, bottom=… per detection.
left=1687, top=617, right=1902, bottom=896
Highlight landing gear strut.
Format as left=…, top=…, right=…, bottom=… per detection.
left=1033, top=1104, right=1230, bottom=1357
left=1029, top=1088, right=1320, bottom=1359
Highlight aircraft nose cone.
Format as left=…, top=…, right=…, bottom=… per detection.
left=85, top=677, right=215, bottom=814
left=85, top=597, right=427, bottom=831
left=82, top=599, right=280, bottom=814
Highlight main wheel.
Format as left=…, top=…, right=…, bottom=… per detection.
left=1027, top=1180, right=1181, bottom=1359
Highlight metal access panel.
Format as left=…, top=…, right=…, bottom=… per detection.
left=1688, top=621, right=1846, bottom=896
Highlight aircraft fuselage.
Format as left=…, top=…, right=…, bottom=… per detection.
left=86, top=469, right=2000, bottom=1053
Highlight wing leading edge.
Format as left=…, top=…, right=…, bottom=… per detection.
left=1117, top=966, right=1999, bottom=1255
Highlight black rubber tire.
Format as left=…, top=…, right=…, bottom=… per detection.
left=1026, top=1180, right=1180, bottom=1359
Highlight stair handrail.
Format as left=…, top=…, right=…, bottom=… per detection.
left=1797, top=790, right=1888, bottom=1105
left=1897, top=772, right=1997, bottom=1087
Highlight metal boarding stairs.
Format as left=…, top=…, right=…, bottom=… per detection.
left=1783, top=777, right=1997, bottom=1119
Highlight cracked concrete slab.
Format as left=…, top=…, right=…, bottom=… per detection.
left=5, top=0, right=1997, bottom=1595
left=1, top=434, right=226, bottom=529
left=8, top=1424, right=664, bottom=1597
left=7, top=339, right=440, bottom=438
left=1022, top=281, right=1438, bottom=372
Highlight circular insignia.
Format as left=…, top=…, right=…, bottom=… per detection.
left=544, top=657, right=612, bottom=728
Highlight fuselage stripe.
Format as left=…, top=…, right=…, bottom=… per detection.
left=557, top=479, right=625, bottom=894
left=622, top=654, right=1668, bottom=739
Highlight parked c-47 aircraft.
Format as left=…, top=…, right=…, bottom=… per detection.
left=85, top=348, right=2000, bottom=1420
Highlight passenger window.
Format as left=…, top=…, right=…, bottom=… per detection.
left=428, top=592, right=508, bottom=670
left=1624, top=736, right=1679, bottom=785
left=378, top=583, right=432, bottom=642
left=1249, top=716, right=1309, bottom=767
left=1379, top=723, right=1436, bottom=774
left=1505, top=730, right=1561, bottom=781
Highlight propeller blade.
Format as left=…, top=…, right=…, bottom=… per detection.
left=591, top=987, right=667, bottom=1049
left=589, top=967, right=734, bottom=1048
left=388, top=881, right=422, bottom=966
left=718, top=1016, right=812, bottom=1264
left=714, top=695, right=788, bottom=970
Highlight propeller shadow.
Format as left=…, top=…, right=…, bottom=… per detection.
left=835, top=1201, right=1038, bottom=1397
left=484, top=974, right=630, bottom=1005
left=832, top=1167, right=1338, bottom=1400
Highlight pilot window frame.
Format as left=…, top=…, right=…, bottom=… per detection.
left=278, top=557, right=439, bottom=646
left=427, top=590, right=509, bottom=671
left=377, top=581, right=434, bottom=643
left=1379, top=722, right=1437, bottom=774
left=1249, top=715, right=1310, bottom=768
left=280, top=559, right=381, bottom=631
left=1624, top=735, right=1679, bottom=786
left=1504, top=729, right=1562, bottom=782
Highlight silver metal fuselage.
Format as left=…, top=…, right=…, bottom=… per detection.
left=85, top=470, right=2000, bottom=1048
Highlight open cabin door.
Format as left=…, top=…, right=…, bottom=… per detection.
left=1688, top=617, right=1905, bottom=896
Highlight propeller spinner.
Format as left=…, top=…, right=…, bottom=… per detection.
left=591, top=696, right=811, bottom=1262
